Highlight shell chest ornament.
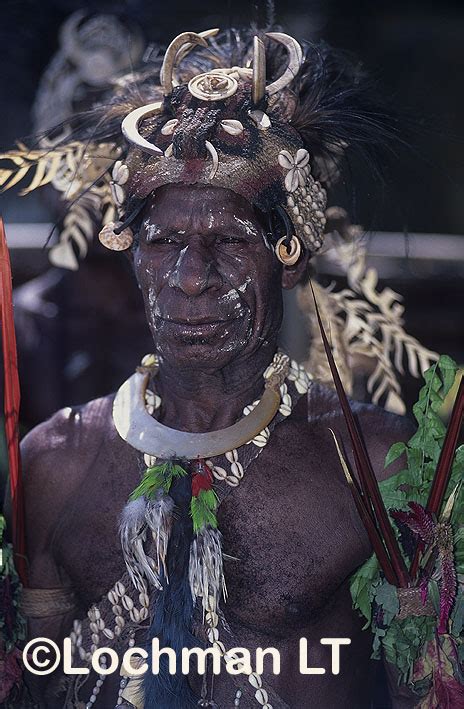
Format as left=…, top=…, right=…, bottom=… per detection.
left=109, top=350, right=312, bottom=709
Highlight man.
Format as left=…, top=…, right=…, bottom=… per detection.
left=5, top=27, right=436, bottom=708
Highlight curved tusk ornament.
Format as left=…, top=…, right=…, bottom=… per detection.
left=174, top=28, right=220, bottom=67
left=252, top=35, right=266, bottom=105
left=121, top=101, right=164, bottom=156
left=113, top=371, right=282, bottom=460
left=160, top=32, right=209, bottom=95
left=265, top=32, right=304, bottom=95
left=205, top=141, right=219, bottom=179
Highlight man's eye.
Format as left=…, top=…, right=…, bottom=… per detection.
left=146, top=235, right=176, bottom=245
left=217, top=236, right=246, bottom=246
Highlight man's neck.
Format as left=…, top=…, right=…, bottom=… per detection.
left=155, top=345, right=278, bottom=433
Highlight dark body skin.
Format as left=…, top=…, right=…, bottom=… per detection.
left=21, top=186, right=416, bottom=708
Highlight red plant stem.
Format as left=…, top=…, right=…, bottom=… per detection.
left=0, top=218, right=27, bottom=585
left=410, top=377, right=464, bottom=581
left=310, top=281, right=410, bottom=587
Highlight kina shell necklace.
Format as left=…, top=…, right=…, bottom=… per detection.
left=114, top=351, right=312, bottom=709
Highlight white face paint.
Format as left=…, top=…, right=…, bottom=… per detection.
left=218, top=288, right=240, bottom=304
left=143, top=219, right=160, bottom=241
left=237, top=276, right=251, bottom=293
left=235, top=217, right=271, bottom=251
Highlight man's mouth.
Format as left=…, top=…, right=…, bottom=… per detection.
left=154, top=315, right=242, bottom=340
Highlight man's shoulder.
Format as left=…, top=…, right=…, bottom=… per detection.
left=305, top=381, right=415, bottom=479
left=20, top=394, right=120, bottom=492
left=21, top=394, right=116, bottom=455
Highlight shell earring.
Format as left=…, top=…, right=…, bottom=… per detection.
left=98, top=221, right=134, bottom=251
left=275, top=235, right=301, bottom=266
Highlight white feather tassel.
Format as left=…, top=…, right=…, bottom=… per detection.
left=189, top=528, right=226, bottom=614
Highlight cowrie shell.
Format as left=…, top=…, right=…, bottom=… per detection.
left=122, top=595, right=134, bottom=611
left=110, top=182, right=125, bottom=206
left=161, top=119, right=178, bottom=135
left=130, top=608, right=140, bottom=623
left=226, top=475, right=240, bottom=487
left=225, top=450, right=238, bottom=462
left=252, top=435, right=268, bottom=448
left=207, top=627, right=219, bottom=642
left=115, top=582, right=126, bottom=596
left=112, top=161, right=129, bottom=185
left=248, top=673, right=263, bottom=688
left=295, top=378, right=310, bottom=394
left=139, top=592, right=149, bottom=608
left=212, top=466, right=227, bottom=480
left=220, top=119, right=244, bottom=135
left=230, top=462, right=244, bottom=478
left=255, top=688, right=269, bottom=705
left=248, top=110, right=271, bottom=129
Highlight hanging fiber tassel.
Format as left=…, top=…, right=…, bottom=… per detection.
left=145, top=492, right=175, bottom=582
left=189, top=527, right=226, bottom=619
left=120, top=497, right=163, bottom=591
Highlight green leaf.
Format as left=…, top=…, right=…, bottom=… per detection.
left=384, top=442, right=407, bottom=469
left=428, top=579, right=440, bottom=615
left=451, top=591, right=464, bottom=637
left=350, top=554, right=380, bottom=624
left=438, top=354, right=458, bottom=393
left=375, top=582, right=399, bottom=625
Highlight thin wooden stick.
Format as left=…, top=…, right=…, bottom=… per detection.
left=310, top=281, right=410, bottom=587
left=410, top=377, right=464, bottom=581
left=329, top=430, right=398, bottom=584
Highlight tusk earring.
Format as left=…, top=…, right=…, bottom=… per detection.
left=275, top=235, right=301, bottom=265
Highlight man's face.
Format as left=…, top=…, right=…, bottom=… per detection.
left=133, top=184, right=284, bottom=370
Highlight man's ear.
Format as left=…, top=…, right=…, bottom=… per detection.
left=281, top=248, right=311, bottom=289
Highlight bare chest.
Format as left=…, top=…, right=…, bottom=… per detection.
left=56, top=416, right=370, bottom=634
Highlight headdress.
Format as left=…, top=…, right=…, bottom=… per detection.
left=0, top=26, right=437, bottom=411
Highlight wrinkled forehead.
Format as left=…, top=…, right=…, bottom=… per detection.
left=142, top=184, right=265, bottom=232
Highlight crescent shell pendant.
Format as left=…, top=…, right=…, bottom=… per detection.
left=112, top=371, right=281, bottom=459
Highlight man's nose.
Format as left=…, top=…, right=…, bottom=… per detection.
left=168, top=242, right=223, bottom=296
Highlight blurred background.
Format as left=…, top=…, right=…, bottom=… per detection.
left=0, top=0, right=463, bottom=474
